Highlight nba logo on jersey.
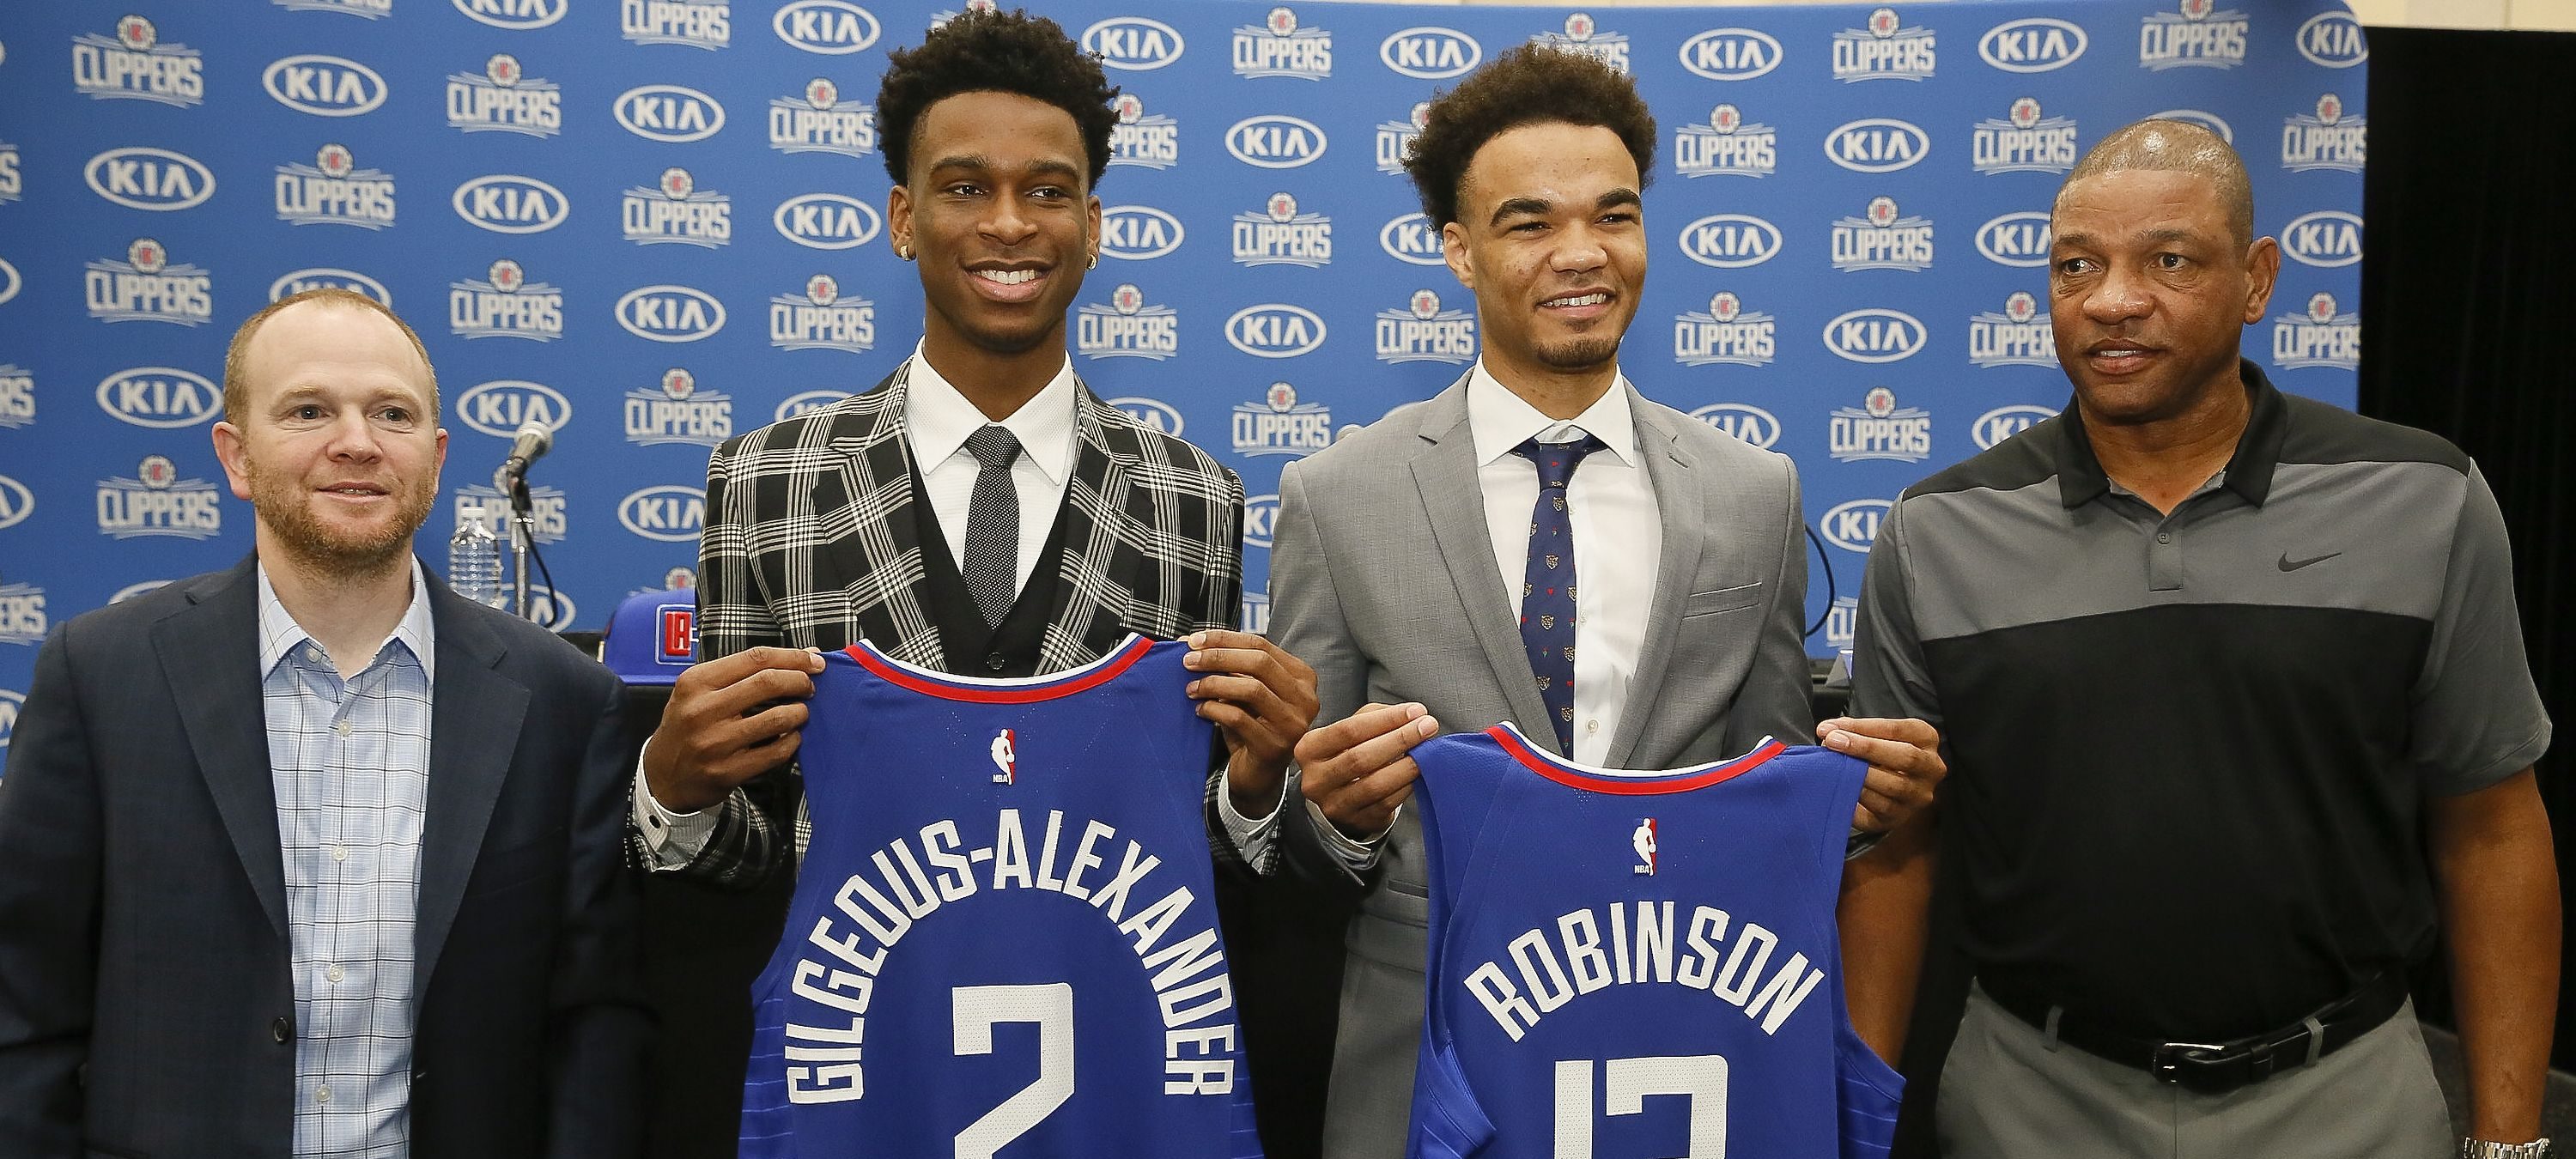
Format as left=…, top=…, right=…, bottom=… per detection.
left=1631, top=818, right=1656, bottom=876
left=991, top=728, right=1017, bottom=784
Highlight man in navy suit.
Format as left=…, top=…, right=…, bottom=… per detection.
left=0, top=289, right=649, bottom=1158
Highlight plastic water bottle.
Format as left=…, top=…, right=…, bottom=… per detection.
left=447, top=518, right=503, bottom=608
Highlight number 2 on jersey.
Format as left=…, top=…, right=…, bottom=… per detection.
left=952, top=983, right=1076, bottom=1158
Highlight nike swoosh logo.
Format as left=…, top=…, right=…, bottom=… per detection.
left=2278, top=551, right=2342, bottom=572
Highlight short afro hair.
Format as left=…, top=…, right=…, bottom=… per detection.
left=878, top=9, right=1121, bottom=188
left=1402, top=45, right=1657, bottom=229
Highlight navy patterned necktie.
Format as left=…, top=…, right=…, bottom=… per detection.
left=960, top=425, right=1024, bottom=628
left=1511, top=432, right=1606, bottom=755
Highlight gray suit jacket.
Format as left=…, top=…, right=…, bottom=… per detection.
left=1267, top=374, right=1816, bottom=1157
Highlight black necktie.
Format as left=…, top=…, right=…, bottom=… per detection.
left=960, top=425, right=1023, bottom=628
left=1511, top=432, right=1606, bottom=755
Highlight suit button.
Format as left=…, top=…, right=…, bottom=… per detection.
left=985, top=652, right=1006, bottom=672
left=271, top=1016, right=291, bottom=1044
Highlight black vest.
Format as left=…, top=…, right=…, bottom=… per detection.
left=908, top=464, right=1073, bottom=677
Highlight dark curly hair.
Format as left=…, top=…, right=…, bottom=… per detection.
left=877, top=9, right=1121, bottom=187
left=1402, top=46, right=1657, bottom=228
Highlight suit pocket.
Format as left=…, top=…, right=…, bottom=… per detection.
left=1682, top=581, right=1764, bottom=619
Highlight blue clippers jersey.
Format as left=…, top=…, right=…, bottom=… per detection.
left=1408, top=725, right=1902, bottom=1159
left=740, top=636, right=1261, bottom=1159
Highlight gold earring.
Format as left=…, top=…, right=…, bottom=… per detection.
left=1087, top=252, right=1099, bottom=270
left=896, top=241, right=914, bottom=261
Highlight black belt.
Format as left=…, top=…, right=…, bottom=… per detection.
left=1978, top=971, right=2409, bottom=1095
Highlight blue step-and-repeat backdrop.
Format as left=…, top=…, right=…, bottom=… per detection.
left=0, top=0, right=2366, bottom=739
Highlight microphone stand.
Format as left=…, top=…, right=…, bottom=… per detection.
left=500, top=465, right=535, bottom=621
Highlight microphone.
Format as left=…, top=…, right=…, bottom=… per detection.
left=493, top=420, right=553, bottom=492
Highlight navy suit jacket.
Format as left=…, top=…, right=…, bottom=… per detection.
left=0, top=557, right=650, bottom=1158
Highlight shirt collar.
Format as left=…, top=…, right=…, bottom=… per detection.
left=257, top=555, right=436, bottom=684
left=2051, top=358, right=2287, bottom=509
left=902, top=342, right=1079, bottom=487
left=1465, top=360, right=1640, bottom=470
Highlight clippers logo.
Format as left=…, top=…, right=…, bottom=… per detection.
left=1229, top=114, right=1327, bottom=170
left=1831, top=197, right=1935, bottom=272
left=1969, top=292, right=2057, bottom=368
left=456, top=379, right=571, bottom=439
left=449, top=258, right=564, bottom=341
left=276, top=0, right=390, bottom=15
left=1242, top=494, right=1279, bottom=549
left=454, top=0, right=565, bottom=29
left=1972, top=404, right=2058, bottom=451
left=2298, top=11, right=2367, bottom=69
left=2281, top=210, right=2362, bottom=268
left=2150, top=108, right=2233, bottom=143
left=773, top=192, right=882, bottom=250
left=0, top=476, right=28, bottom=531
left=1379, top=212, right=1446, bottom=266
left=1380, top=26, right=1479, bottom=80
left=1975, top=211, right=2053, bottom=268
left=1823, top=308, right=1928, bottom=363
left=448, top=55, right=561, bottom=137
left=84, top=148, right=216, bottom=211
left=456, top=483, right=567, bottom=543
left=773, top=0, right=878, bottom=54
left=0, top=365, right=33, bottom=430
left=1235, top=8, right=1330, bottom=80
left=1375, top=288, right=1475, bottom=365
left=770, top=77, right=874, bottom=158
left=1824, top=118, right=1928, bottom=174
left=769, top=272, right=875, bottom=354
left=1819, top=499, right=1891, bottom=554
left=625, top=367, right=734, bottom=447
left=1631, top=819, right=1656, bottom=876
left=1101, top=204, right=1186, bottom=261
left=775, top=390, right=852, bottom=422
left=264, top=54, right=387, bottom=117
left=623, top=0, right=729, bottom=49
left=1233, top=192, right=1332, bottom=268
left=617, top=285, right=728, bottom=343
left=0, top=141, right=19, bottom=204
left=2281, top=94, right=2365, bottom=173
left=1978, top=17, right=2087, bottom=73
left=656, top=606, right=696, bottom=663
left=1108, top=94, right=1178, bottom=170
left=2141, top=1, right=2248, bottom=71
left=73, top=16, right=204, bottom=106
left=85, top=239, right=213, bottom=326
left=1224, top=303, right=1327, bottom=359
left=1677, top=214, right=1782, bottom=269
left=0, top=582, right=46, bottom=647
left=1232, top=381, right=1333, bottom=458
left=1674, top=291, right=1775, bottom=368
left=2272, top=292, right=2360, bottom=371
left=1075, top=283, right=1179, bottom=361
left=623, top=168, right=732, bottom=247
left=1677, top=27, right=1781, bottom=82
left=1242, top=589, right=1271, bottom=634
left=271, top=268, right=390, bottom=304
left=276, top=143, right=397, bottom=229
left=1083, top=16, right=1184, bottom=71
left=1829, top=387, right=1932, bottom=464
left=1833, top=8, right=1935, bottom=82
left=97, top=454, right=222, bottom=540
left=95, top=367, right=219, bottom=428
left=663, top=566, right=698, bottom=591
left=1376, top=102, right=1430, bottom=176
left=1675, top=104, right=1775, bottom=179
left=1691, top=403, right=1781, bottom=450
left=1108, top=397, right=1183, bottom=436
left=620, top=484, right=708, bottom=543
left=990, top=730, right=1017, bottom=785
left=1532, top=12, right=1628, bottom=75
left=1972, top=97, right=2078, bottom=175
left=617, top=84, right=726, bottom=143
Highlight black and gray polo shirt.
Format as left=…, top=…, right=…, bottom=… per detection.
left=1851, top=360, right=2551, bottom=1041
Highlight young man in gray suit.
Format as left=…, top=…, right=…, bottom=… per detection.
left=1258, top=47, right=1948, bottom=1157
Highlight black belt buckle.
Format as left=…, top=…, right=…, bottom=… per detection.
left=2149, top=1041, right=2237, bottom=1092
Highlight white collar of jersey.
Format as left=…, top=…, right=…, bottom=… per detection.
left=1464, top=361, right=1640, bottom=471
left=1493, top=720, right=1779, bottom=781
left=843, top=633, right=1155, bottom=701
left=902, top=341, right=1078, bottom=488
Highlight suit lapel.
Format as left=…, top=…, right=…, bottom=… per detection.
left=1607, top=395, right=1707, bottom=768
left=413, top=582, right=529, bottom=997
left=1035, top=383, right=1137, bottom=673
left=813, top=364, right=945, bottom=667
left=1408, top=379, right=1560, bottom=752
left=155, top=559, right=292, bottom=942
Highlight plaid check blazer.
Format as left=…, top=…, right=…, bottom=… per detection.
left=640, top=359, right=1249, bottom=884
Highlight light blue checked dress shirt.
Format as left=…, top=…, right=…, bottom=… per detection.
left=256, top=560, right=435, bottom=1159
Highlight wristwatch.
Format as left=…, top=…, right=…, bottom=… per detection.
left=2463, top=1138, right=2551, bottom=1158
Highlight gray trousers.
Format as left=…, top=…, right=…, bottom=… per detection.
left=1938, top=985, right=2452, bottom=1158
